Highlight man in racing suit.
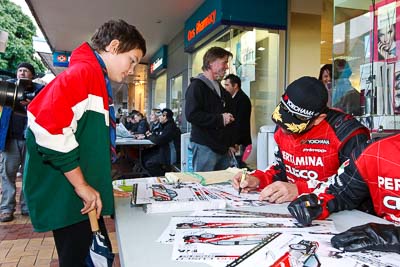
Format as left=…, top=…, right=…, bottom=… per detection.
left=288, top=134, right=400, bottom=253
left=232, top=76, right=370, bottom=203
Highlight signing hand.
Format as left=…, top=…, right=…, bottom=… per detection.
left=231, top=172, right=260, bottom=193
left=259, top=181, right=298, bottom=203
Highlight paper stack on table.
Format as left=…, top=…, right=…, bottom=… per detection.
left=158, top=209, right=400, bottom=267
left=130, top=178, right=279, bottom=213
left=131, top=182, right=226, bottom=213
left=164, top=167, right=242, bottom=185
left=160, top=209, right=337, bottom=267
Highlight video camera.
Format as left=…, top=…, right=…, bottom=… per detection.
left=0, top=78, right=36, bottom=115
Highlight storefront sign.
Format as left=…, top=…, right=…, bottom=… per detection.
left=184, top=0, right=222, bottom=51
left=187, top=9, right=217, bottom=42
left=53, top=51, right=71, bottom=67
left=184, top=0, right=287, bottom=51
left=150, top=45, right=167, bottom=76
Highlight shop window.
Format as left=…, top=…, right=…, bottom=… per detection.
left=333, top=0, right=400, bottom=130
left=170, top=74, right=183, bottom=128
left=191, top=27, right=285, bottom=132
left=152, top=72, right=167, bottom=109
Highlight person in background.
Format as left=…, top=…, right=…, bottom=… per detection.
left=142, top=108, right=181, bottom=176
left=23, top=19, right=146, bottom=266
left=185, top=46, right=235, bottom=171
left=332, top=59, right=361, bottom=116
left=124, top=110, right=139, bottom=132
left=318, top=64, right=333, bottom=107
left=223, top=74, right=252, bottom=168
left=131, top=112, right=149, bottom=135
left=0, top=62, right=44, bottom=222
left=148, top=108, right=162, bottom=134
left=288, top=134, right=400, bottom=254
left=116, top=107, right=123, bottom=123
left=231, top=76, right=370, bottom=204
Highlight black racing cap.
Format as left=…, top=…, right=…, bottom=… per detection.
left=271, top=76, right=328, bottom=134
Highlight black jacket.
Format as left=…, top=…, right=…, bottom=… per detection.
left=148, top=119, right=181, bottom=165
left=231, top=89, right=252, bottom=147
left=185, top=75, right=234, bottom=154
left=132, top=119, right=149, bottom=134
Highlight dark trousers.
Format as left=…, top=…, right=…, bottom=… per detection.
left=53, top=216, right=111, bottom=267
left=142, top=147, right=165, bottom=176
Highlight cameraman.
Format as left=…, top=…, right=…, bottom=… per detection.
left=0, top=62, right=43, bottom=222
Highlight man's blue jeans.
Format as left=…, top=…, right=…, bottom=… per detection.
left=191, top=142, right=231, bottom=172
left=0, top=139, right=27, bottom=214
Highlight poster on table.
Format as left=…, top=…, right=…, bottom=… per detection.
left=372, top=0, right=399, bottom=62
left=171, top=227, right=400, bottom=267
left=157, top=215, right=336, bottom=244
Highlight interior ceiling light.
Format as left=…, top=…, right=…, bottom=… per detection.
left=257, top=47, right=265, bottom=51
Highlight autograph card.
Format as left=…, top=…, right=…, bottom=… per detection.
left=158, top=216, right=336, bottom=244
left=172, top=229, right=289, bottom=264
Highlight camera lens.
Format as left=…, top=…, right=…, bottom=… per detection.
left=0, top=79, right=34, bottom=115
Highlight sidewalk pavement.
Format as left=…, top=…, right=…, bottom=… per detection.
left=0, top=177, right=120, bottom=267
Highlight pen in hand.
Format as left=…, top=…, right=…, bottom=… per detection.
left=238, top=168, right=247, bottom=195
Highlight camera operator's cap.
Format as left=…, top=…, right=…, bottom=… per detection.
left=271, top=76, right=328, bottom=134
left=17, top=62, right=35, bottom=76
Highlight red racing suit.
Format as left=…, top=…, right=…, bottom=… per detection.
left=317, top=134, right=400, bottom=224
left=252, top=109, right=370, bottom=195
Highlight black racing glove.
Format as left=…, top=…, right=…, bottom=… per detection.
left=331, top=223, right=400, bottom=253
left=287, top=194, right=323, bottom=227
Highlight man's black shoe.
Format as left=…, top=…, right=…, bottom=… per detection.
left=21, top=211, right=29, bottom=216
left=0, top=213, right=14, bottom=222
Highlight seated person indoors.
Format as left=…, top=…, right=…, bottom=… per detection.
left=142, top=108, right=181, bottom=176
left=232, top=76, right=370, bottom=203
left=124, top=110, right=139, bottom=132
left=148, top=108, right=162, bottom=134
left=131, top=112, right=149, bottom=135
left=288, top=133, right=400, bottom=254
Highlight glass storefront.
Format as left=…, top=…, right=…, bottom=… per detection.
left=170, top=74, right=183, bottom=128
left=333, top=0, right=400, bottom=130
left=152, top=72, right=167, bottom=110
left=191, top=27, right=285, bottom=133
